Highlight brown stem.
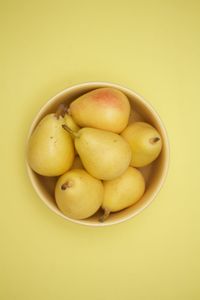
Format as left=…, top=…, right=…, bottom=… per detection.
left=99, top=208, right=110, bottom=222
left=62, top=124, right=80, bottom=138
left=149, top=137, right=160, bottom=144
left=55, top=103, right=68, bottom=119
left=61, top=181, right=73, bottom=190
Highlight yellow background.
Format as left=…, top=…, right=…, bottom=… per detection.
left=1, top=1, right=200, bottom=299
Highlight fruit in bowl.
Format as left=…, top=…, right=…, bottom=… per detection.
left=121, top=122, right=162, bottom=167
left=27, top=104, right=75, bottom=176
left=62, top=126, right=132, bottom=180
left=69, top=87, right=130, bottom=133
left=55, top=169, right=104, bottom=220
left=26, top=82, right=169, bottom=226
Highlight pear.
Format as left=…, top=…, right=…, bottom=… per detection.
left=28, top=104, right=75, bottom=176
left=63, top=126, right=132, bottom=180
left=100, top=167, right=145, bottom=222
left=69, top=87, right=131, bottom=133
left=121, top=122, right=162, bottom=167
left=55, top=169, right=103, bottom=219
left=64, top=114, right=80, bottom=134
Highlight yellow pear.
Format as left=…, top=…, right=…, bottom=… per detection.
left=64, top=114, right=80, bottom=133
left=63, top=126, right=132, bottom=180
left=55, top=169, right=103, bottom=219
left=100, top=167, right=145, bottom=221
left=121, top=122, right=162, bottom=167
left=69, top=87, right=131, bottom=133
left=28, top=105, right=74, bottom=176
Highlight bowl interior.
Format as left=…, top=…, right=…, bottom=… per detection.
left=26, top=82, right=169, bottom=226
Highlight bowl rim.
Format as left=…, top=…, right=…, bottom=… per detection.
left=25, top=81, right=170, bottom=227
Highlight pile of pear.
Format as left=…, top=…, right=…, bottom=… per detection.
left=27, top=87, right=162, bottom=222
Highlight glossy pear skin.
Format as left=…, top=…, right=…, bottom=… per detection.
left=102, top=167, right=145, bottom=212
left=55, top=169, right=103, bottom=219
left=69, top=87, right=131, bottom=133
left=75, top=128, right=132, bottom=180
left=28, top=114, right=74, bottom=176
left=121, top=122, right=162, bottom=167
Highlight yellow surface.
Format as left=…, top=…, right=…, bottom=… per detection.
left=1, top=1, right=200, bottom=299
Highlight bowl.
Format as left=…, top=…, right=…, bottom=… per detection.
left=26, top=82, right=170, bottom=226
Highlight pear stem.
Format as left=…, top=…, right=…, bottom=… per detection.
left=99, top=208, right=110, bottom=222
left=149, top=137, right=160, bottom=144
left=61, top=181, right=73, bottom=190
left=62, top=124, right=80, bottom=138
left=55, top=103, right=68, bottom=119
